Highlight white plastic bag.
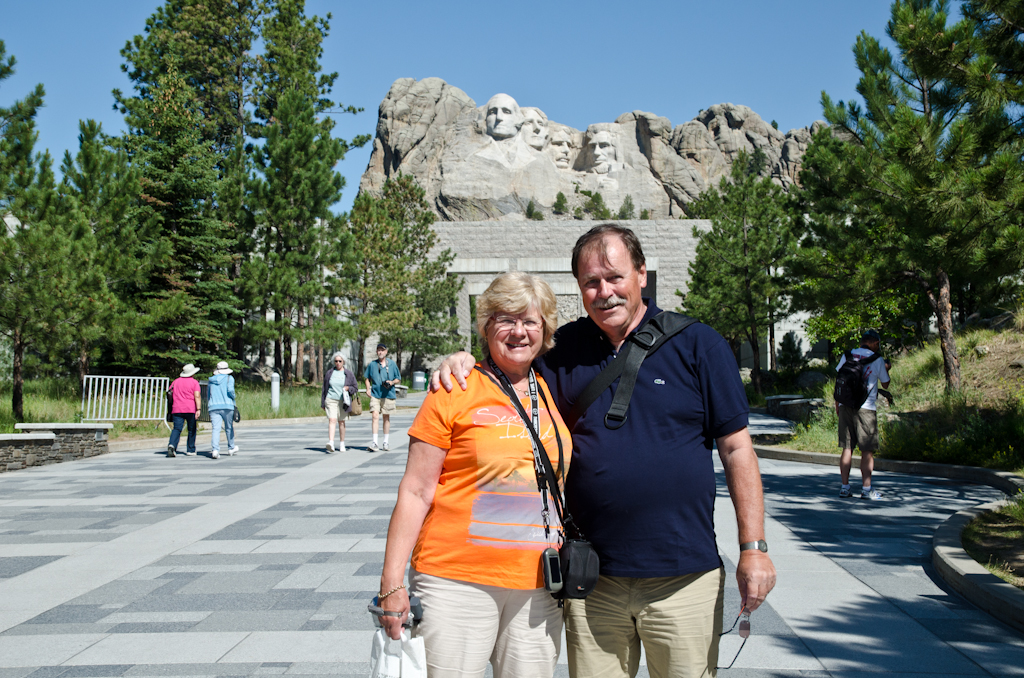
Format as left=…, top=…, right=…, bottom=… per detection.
left=369, top=628, right=426, bottom=678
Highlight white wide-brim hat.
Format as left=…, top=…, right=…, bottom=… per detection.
left=180, top=364, right=200, bottom=378
left=214, top=361, right=233, bottom=375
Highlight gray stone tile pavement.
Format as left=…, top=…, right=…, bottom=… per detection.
left=0, top=408, right=1020, bottom=677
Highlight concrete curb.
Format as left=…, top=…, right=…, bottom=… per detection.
left=932, top=500, right=1024, bottom=634
left=753, top=444, right=1024, bottom=633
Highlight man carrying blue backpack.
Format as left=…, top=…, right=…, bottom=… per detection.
left=835, top=330, right=891, bottom=500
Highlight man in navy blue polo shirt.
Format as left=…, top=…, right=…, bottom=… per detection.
left=436, top=225, right=776, bottom=678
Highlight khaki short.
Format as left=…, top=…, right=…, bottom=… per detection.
left=838, top=405, right=879, bottom=451
left=370, top=396, right=396, bottom=415
left=565, top=568, right=724, bottom=678
left=324, top=398, right=348, bottom=421
left=410, top=569, right=560, bottom=678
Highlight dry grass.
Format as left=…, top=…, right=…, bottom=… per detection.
left=785, top=325, right=1024, bottom=473
left=962, top=492, right=1024, bottom=590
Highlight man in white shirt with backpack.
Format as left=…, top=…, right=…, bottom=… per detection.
left=835, top=329, right=891, bottom=500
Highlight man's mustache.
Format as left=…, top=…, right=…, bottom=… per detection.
left=591, top=295, right=627, bottom=310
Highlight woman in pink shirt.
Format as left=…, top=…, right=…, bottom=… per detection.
left=167, top=364, right=202, bottom=458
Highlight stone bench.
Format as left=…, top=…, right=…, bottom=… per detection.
left=765, top=395, right=804, bottom=417
left=1, top=423, right=115, bottom=473
left=777, top=398, right=826, bottom=425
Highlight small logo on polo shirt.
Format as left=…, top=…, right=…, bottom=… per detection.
left=654, top=378, right=665, bottom=385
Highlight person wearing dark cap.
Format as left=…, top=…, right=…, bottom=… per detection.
left=835, top=330, right=890, bottom=499
left=364, top=343, right=401, bottom=451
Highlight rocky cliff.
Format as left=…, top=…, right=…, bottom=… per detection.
left=359, top=77, right=825, bottom=221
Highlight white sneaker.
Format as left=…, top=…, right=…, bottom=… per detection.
left=327, top=441, right=335, bottom=454
left=339, top=442, right=346, bottom=453
left=228, top=446, right=239, bottom=455
left=382, top=442, right=390, bottom=451
left=211, top=451, right=220, bottom=459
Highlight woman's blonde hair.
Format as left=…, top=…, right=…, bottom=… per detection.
left=476, top=271, right=558, bottom=357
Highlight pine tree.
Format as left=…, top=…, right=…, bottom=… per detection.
left=117, top=0, right=267, bottom=155
left=552, top=191, right=568, bottom=215
left=798, top=0, right=1024, bottom=392
left=776, top=331, right=806, bottom=375
left=246, top=88, right=349, bottom=384
left=243, top=0, right=365, bottom=381
left=616, top=194, right=635, bottom=220
left=677, top=151, right=796, bottom=395
left=59, top=120, right=152, bottom=381
left=1, top=46, right=107, bottom=417
left=121, top=66, right=239, bottom=372
left=344, top=176, right=461, bottom=375
left=580, top=190, right=611, bottom=219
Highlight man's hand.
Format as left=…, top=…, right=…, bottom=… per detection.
left=429, top=352, right=476, bottom=392
left=717, top=427, right=776, bottom=612
left=736, top=550, right=776, bottom=612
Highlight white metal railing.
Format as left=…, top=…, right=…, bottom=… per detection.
left=81, top=376, right=170, bottom=423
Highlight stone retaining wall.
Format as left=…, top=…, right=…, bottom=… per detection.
left=1, top=424, right=114, bottom=474
left=0, top=434, right=57, bottom=472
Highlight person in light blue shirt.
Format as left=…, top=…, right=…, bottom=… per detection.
left=322, top=352, right=357, bottom=453
left=363, top=343, right=400, bottom=451
left=207, top=361, right=237, bottom=460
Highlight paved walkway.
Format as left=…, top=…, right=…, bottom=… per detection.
left=0, top=412, right=1021, bottom=678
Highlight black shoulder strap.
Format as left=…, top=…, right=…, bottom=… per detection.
left=565, top=311, right=698, bottom=431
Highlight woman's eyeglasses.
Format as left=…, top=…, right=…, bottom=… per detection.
left=491, top=316, right=542, bottom=332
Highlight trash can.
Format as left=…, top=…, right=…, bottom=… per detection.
left=412, top=371, right=426, bottom=391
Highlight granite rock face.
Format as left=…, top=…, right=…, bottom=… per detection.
left=359, top=78, right=825, bottom=221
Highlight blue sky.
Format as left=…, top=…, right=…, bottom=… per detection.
left=2, top=0, right=901, bottom=213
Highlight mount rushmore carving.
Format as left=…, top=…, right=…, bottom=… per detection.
left=359, top=77, right=825, bottom=221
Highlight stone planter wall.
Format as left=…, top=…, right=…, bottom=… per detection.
left=0, top=434, right=57, bottom=472
left=1, top=424, right=114, bottom=473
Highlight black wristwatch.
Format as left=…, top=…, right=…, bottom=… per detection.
left=739, top=539, right=768, bottom=553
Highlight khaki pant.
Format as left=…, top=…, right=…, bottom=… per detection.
left=565, top=568, right=725, bottom=678
left=410, top=569, right=562, bottom=678
left=838, top=405, right=879, bottom=451
left=370, top=396, right=397, bottom=414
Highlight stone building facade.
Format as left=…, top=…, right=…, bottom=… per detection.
left=428, top=219, right=704, bottom=363
left=427, top=218, right=826, bottom=371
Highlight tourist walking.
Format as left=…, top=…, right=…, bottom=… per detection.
left=835, top=329, right=891, bottom=499
left=207, top=361, right=238, bottom=460
left=322, top=352, right=357, bottom=453
left=167, top=364, right=201, bottom=458
left=364, top=343, right=400, bottom=451
left=378, top=272, right=572, bottom=678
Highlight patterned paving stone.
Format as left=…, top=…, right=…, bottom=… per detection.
left=0, top=408, right=1021, bottom=677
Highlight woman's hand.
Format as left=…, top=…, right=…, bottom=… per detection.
left=379, top=586, right=410, bottom=640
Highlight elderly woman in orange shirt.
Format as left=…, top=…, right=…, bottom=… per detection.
left=379, top=271, right=572, bottom=678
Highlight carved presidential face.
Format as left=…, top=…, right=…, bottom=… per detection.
left=520, top=108, right=549, bottom=150
left=589, top=131, right=619, bottom=174
left=548, top=129, right=575, bottom=169
left=485, top=94, right=522, bottom=140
